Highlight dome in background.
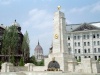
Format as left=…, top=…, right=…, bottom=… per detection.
left=0, top=24, right=5, bottom=29
left=34, top=41, right=43, bottom=53
left=12, top=20, right=20, bottom=27
left=34, top=40, right=44, bottom=62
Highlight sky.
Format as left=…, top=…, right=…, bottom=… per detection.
left=0, top=0, right=100, bottom=56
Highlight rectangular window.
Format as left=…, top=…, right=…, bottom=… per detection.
left=78, top=42, right=80, bottom=46
left=84, top=49, right=87, bottom=53
left=78, top=36, right=80, bottom=40
left=68, top=43, right=70, bottom=46
left=93, top=34, right=96, bottom=38
left=97, top=34, right=99, bottom=38
left=94, top=48, right=96, bottom=53
left=94, top=41, right=96, bottom=46
left=74, top=36, right=76, bottom=40
left=83, top=35, right=86, bottom=39
left=84, top=56, right=87, bottom=58
left=68, top=48, right=71, bottom=54
left=75, top=56, right=77, bottom=59
left=78, top=49, right=80, bottom=53
left=74, top=42, right=77, bottom=46
left=84, top=42, right=86, bottom=46
left=68, top=36, right=70, bottom=40
left=87, top=42, right=90, bottom=46
left=87, top=35, right=89, bottom=39
left=97, top=41, right=100, bottom=45
left=95, top=56, right=97, bottom=60
left=75, top=49, right=77, bottom=53
left=98, top=48, right=100, bottom=53
left=88, top=48, right=90, bottom=53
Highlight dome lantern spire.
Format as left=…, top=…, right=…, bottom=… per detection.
left=38, top=40, right=40, bottom=45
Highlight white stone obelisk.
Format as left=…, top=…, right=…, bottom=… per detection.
left=45, top=6, right=76, bottom=72
left=53, top=6, right=68, bottom=53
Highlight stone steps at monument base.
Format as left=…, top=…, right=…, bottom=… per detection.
left=0, top=71, right=100, bottom=75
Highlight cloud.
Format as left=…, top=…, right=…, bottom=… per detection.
left=91, top=1, right=100, bottom=12
left=68, top=1, right=100, bottom=14
left=69, top=7, right=88, bottom=13
left=66, top=19, right=72, bottom=24
left=22, top=8, right=53, bottom=56
left=0, top=0, right=15, bottom=5
left=22, top=8, right=70, bottom=56
left=23, top=9, right=53, bottom=30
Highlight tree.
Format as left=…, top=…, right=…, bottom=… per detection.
left=39, top=59, right=44, bottom=66
left=1, top=27, right=8, bottom=61
left=29, top=56, right=37, bottom=65
left=98, top=58, right=100, bottom=61
left=37, top=59, right=44, bottom=66
left=0, top=61, right=3, bottom=69
left=19, top=57, right=24, bottom=66
left=29, top=56, right=44, bottom=66
left=77, top=58, right=81, bottom=62
left=2, top=25, right=18, bottom=62
left=10, top=56, right=15, bottom=64
left=21, top=31, right=30, bottom=63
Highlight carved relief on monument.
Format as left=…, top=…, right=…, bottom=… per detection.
left=47, top=57, right=60, bottom=71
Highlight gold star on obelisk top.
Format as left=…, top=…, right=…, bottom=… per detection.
left=57, top=6, right=61, bottom=11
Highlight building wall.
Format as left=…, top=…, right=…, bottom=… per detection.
left=34, top=50, right=44, bottom=61
left=67, top=30, right=100, bottom=60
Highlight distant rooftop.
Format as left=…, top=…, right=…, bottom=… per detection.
left=66, top=21, right=100, bottom=32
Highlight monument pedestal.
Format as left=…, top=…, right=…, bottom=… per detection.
left=44, top=7, right=77, bottom=72
left=45, top=53, right=76, bottom=72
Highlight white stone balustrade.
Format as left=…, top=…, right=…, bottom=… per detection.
left=24, top=63, right=35, bottom=71
left=1, top=62, right=14, bottom=72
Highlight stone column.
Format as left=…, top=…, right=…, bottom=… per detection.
left=90, top=32, right=94, bottom=58
left=80, top=33, right=84, bottom=58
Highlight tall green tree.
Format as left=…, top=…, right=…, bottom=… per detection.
left=2, top=25, right=18, bottom=62
left=22, top=31, right=30, bottom=63
left=29, top=55, right=37, bottom=65
left=39, top=59, right=44, bottom=66
left=29, top=56, right=44, bottom=66
left=1, top=27, right=8, bottom=61
left=19, top=57, right=24, bottom=66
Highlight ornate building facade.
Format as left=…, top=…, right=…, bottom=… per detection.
left=34, top=41, right=44, bottom=61
left=67, top=23, right=100, bottom=61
